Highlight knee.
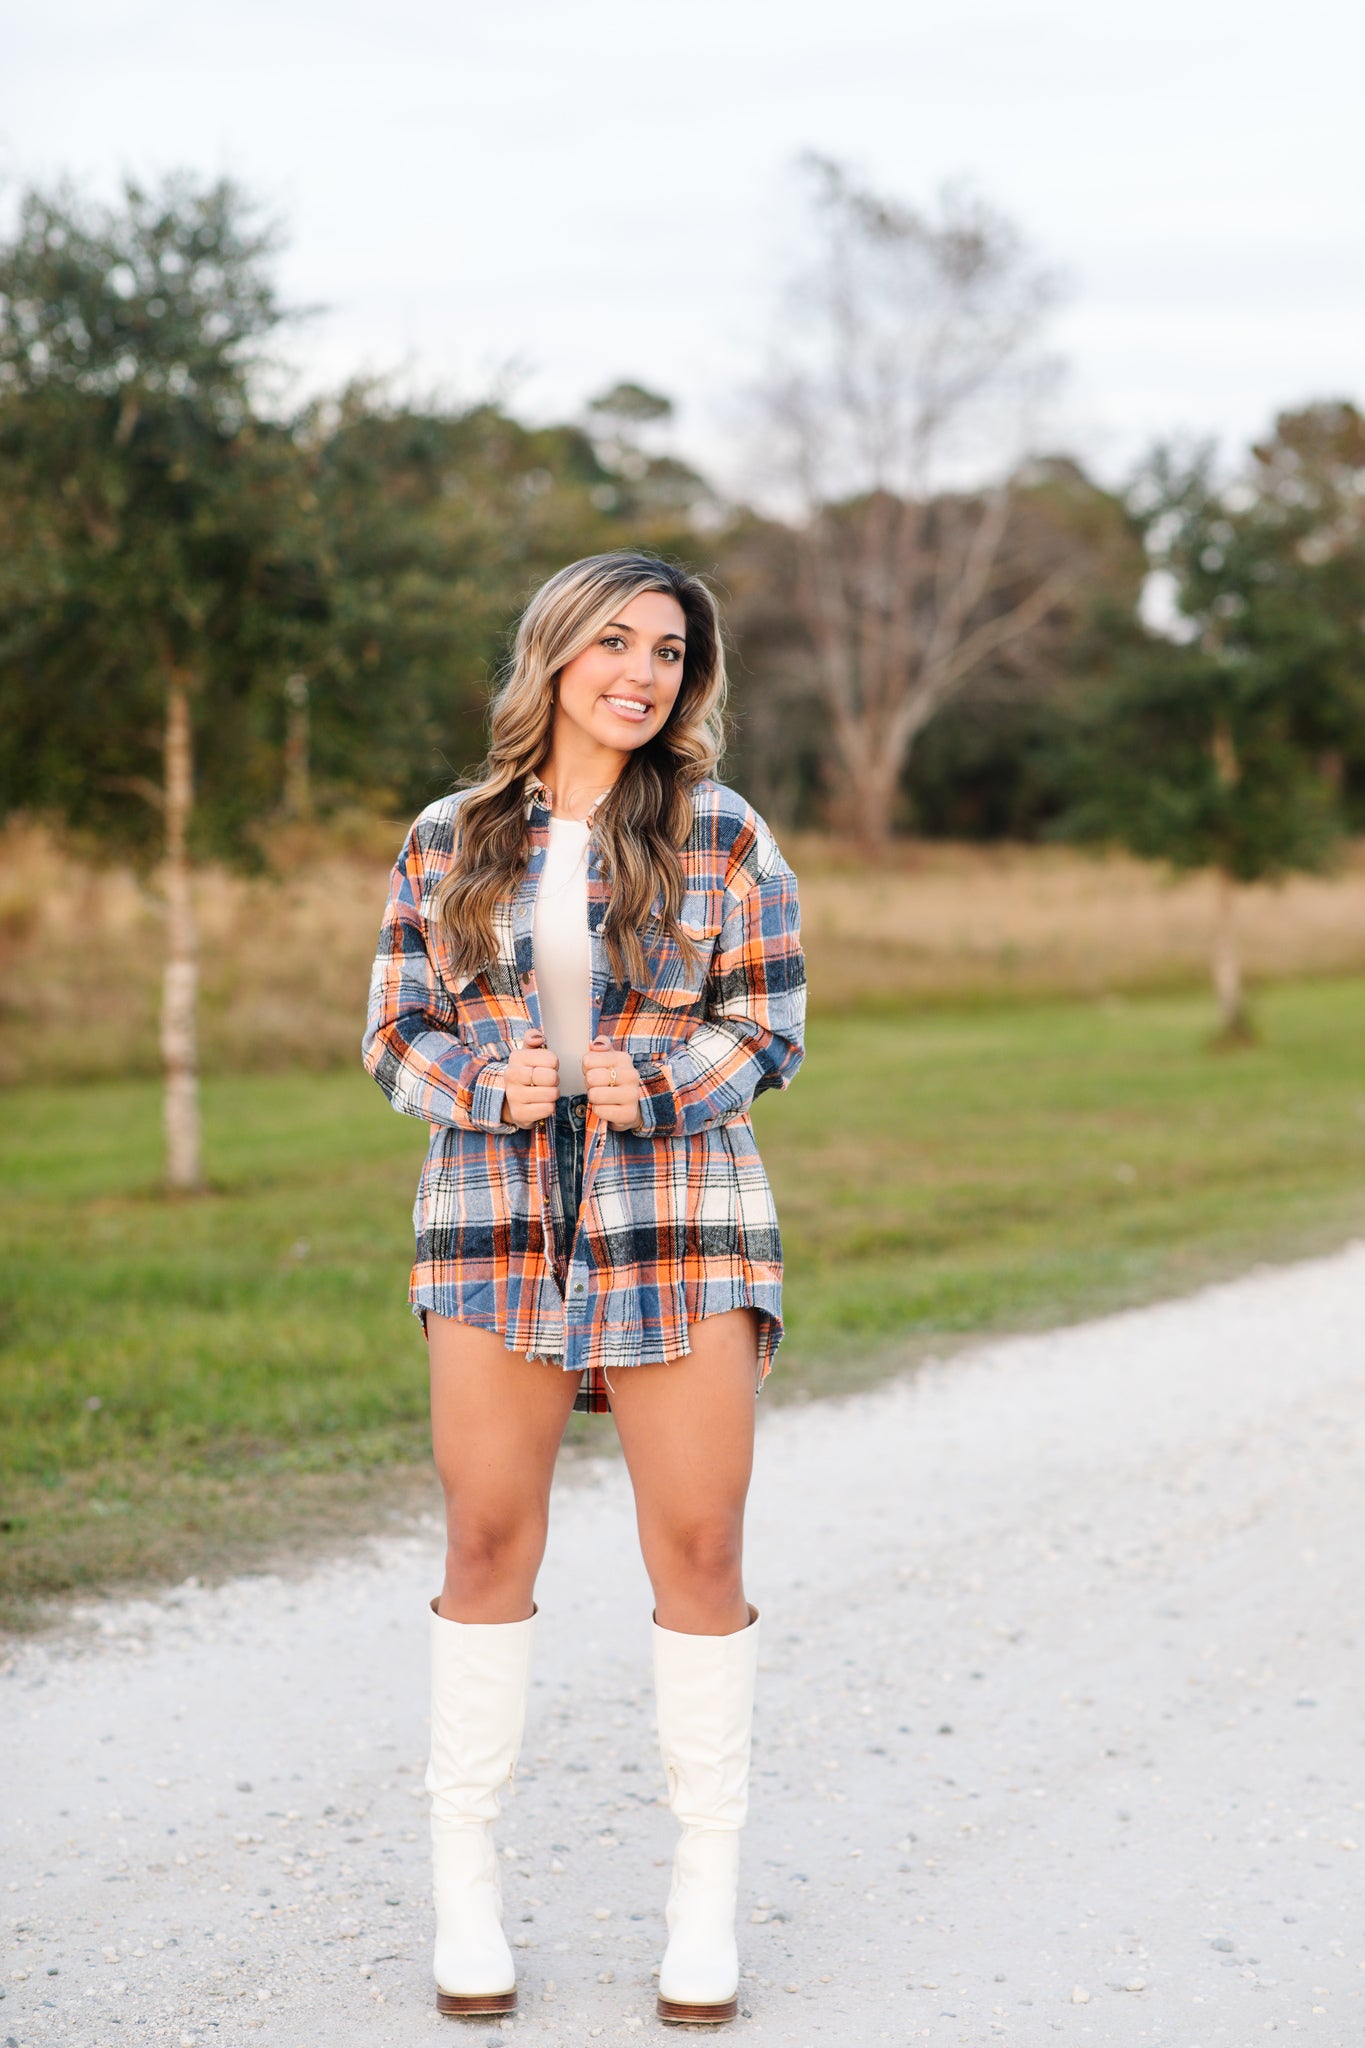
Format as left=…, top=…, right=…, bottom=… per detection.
left=656, top=1516, right=743, bottom=1595
left=444, top=1511, right=545, bottom=1590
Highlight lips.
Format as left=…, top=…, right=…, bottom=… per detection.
left=602, top=695, right=652, bottom=721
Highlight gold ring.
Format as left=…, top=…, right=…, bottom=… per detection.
left=609, top=1064, right=618, bottom=1086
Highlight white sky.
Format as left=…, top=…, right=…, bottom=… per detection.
left=4, top=0, right=1363, bottom=494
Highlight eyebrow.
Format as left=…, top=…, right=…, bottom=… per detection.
left=603, top=620, right=686, bottom=642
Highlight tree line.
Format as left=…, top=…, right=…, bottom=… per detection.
left=2, top=170, right=1362, bottom=1182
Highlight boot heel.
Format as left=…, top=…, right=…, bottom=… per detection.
left=437, top=1987, right=519, bottom=2018
left=657, top=1991, right=739, bottom=2024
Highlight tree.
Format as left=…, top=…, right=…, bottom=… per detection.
left=895, top=458, right=1146, bottom=837
left=293, top=389, right=661, bottom=813
left=584, top=380, right=718, bottom=526
left=1063, top=432, right=1352, bottom=1040
left=709, top=508, right=826, bottom=828
left=0, top=175, right=298, bottom=1186
left=756, top=157, right=1079, bottom=847
left=279, top=378, right=722, bottom=819
left=1220, top=403, right=1365, bottom=821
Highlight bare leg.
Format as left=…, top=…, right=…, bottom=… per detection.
left=427, top=1315, right=581, bottom=1623
left=605, top=1308, right=758, bottom=1636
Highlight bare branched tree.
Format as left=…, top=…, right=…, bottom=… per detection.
left=761, top=157, right=1075, bottom=845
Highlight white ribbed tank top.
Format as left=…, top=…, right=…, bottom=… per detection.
left=531, top=815, right=593, bottom=1097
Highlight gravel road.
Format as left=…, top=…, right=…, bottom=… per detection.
left=5, top=1242, right=1365, bottom=2048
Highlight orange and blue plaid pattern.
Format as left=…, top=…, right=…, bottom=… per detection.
left=362, top=775, right=806, bottom=1407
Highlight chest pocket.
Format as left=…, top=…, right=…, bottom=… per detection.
left=637, top=889, right=725, bottom=1005
left=421, top=888, right=519, bottom=1011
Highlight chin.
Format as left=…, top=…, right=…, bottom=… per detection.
left=602, top=719, right=657, bottom=748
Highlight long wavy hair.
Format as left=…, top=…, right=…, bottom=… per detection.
left=434, top=552, right=728, bottom=988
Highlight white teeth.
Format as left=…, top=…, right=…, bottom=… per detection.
left=603, top=696, right=650, bottom=717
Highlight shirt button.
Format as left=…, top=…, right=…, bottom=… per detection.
left=572, top=1281, right=585, bottom=1295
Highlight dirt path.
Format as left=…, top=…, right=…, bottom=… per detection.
left=5, top=1243, right=1365, bottom=2046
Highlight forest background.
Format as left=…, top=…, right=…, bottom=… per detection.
left=2, top=166, right=1364, bottom=1622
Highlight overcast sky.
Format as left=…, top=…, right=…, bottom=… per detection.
left=4, top=0, right=1362, bottom=493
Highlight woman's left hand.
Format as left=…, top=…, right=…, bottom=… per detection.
left=582, top=1035, right=644, bottom=1132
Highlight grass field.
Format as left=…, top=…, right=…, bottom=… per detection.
left=3, top=977, right=1364, bottom=1626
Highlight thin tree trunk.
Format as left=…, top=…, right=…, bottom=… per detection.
left=844, top=751, right=902, bottom=855
left=1210, top=867, right=1249, bottom=1042
left=283, top=673, right=311, bottom=819
left=797, top=485, right=1072, bottom=855
left=161, top=674, right=202, bottom=1190
left=820, top=684, right=903, bottom=851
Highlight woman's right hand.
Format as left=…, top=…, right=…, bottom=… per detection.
left=501, top=1029, right=560, bottom=1126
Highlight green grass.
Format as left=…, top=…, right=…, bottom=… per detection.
left=4, top=977, right=1365, bottom=1621
left=760, top=978, right=1365, bottom=1390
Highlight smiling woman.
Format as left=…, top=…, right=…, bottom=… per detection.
left=428, top=554, right=728, bottom=994
left=361, top=550, right=806, bottom=2026
left=560, top=591, right=687, bottom=729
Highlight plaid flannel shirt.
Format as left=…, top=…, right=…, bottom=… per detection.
left=362, top=774, right=806, bottom=1398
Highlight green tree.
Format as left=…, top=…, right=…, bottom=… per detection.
left=1195, top=403, right=1365, bottom=820
left=292, top=383, right=715, bottom=816
left=1064, top=430, right=1353, bottom=1040
left=584, top=380, right=717, bottom=528
left=298, top=392, right=611, bottom=809
left=0, top=175, right=301, bottom=1185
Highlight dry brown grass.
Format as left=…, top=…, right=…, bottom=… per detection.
left=3, top=815, right=1365, bottom=1084
left=788, top=832, right=1365, bottom=1009
left=0, top=815, right=400, bottom=1085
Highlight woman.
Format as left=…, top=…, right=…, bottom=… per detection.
left=363, top=551, right=805, bottom=2026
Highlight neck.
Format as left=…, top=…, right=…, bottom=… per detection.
left=537, top=716, right=629, bottom=821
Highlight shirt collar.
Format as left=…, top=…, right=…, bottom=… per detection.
left=523, top=772, right=611, bottom=828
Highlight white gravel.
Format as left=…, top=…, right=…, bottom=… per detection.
left=5, top=1241, right=1365, bottom=2047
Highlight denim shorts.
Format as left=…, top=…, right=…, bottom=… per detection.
left=421, top=1097, right=612, bottom=1413
left=553, top=1095, right=608, bottom=1414
left=552, top=1093, right=589, bottom=1261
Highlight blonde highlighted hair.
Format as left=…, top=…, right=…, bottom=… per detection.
left=435, top=552, right=728, bottom=988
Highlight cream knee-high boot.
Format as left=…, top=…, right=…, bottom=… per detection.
left=425, top=1597, right=535, bottom=2018
left=652, top=1606, right=760, bottom=2025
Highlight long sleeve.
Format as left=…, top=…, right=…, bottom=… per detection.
left=361, top=828, right=510, bottom=1133
left=632, top=823, right=806, bottom=1138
